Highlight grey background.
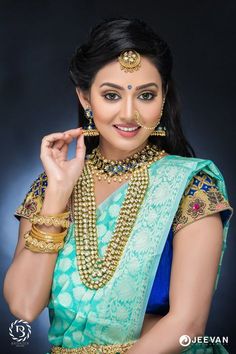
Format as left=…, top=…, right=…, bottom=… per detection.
left=1, top=0, right=235, bottom=353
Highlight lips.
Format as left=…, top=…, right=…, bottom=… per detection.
left=114, top=124, right=139, bottom=128
left=113, top=125, right=140, bottom=130
left=113, top=125, right=141, bottom=137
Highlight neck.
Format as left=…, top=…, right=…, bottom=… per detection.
left=98, top=139, right=149, bottom=161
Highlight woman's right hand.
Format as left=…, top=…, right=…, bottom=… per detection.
left=40, top=127, right=86, bottom=195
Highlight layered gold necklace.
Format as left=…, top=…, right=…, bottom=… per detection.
left=73, top=144, right=166, bottom=289
left=87, top=143, right=164, bottom=183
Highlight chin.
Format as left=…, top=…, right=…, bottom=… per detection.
left=114, top=140, right=147, bottom=151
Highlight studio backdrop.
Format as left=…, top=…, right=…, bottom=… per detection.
left=1, top=1, right=235, bottom=353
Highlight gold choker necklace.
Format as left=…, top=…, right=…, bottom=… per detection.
left=86, top=144, right=166, bottom=183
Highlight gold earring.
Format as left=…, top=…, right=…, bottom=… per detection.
left=82, top=105, right=99, bottom=136
left=150, top=125, right=167, bottom=136
left=150, top=97, right=167, bottom=136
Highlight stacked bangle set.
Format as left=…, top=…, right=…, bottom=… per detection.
left=24, top=211, right=70, bottom=253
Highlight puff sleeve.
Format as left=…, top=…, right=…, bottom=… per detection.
left=172, top=170, right=233, bottom=235
left=14, top=172, right=48, bottom=221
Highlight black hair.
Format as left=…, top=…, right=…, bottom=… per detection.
left=69, top=17, right=196, bottom=157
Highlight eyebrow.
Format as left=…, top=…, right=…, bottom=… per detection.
left=99, top=82, right=159, bottom=90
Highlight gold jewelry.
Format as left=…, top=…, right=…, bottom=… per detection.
left=30, top=225, right=68, bottom=240
left=73, top=146, right=166, bottom=289
left=24, top=225, right=67, bottom=253
left=24, top=233, right=65, bottom=253
left=87, top=143, right=165, bottom=183
left=82, top=105, right=99, bottom=136
left=118, top=49, right=141, bottom=72
left=29, top=211, right=70, bottom=229
left=51, top=340, right=137, bottom=353
left=134, top=111, right=160, bottom=130
left=134, top=96, right=166, bottom=132
left=150, top=125, right=167, bottom=136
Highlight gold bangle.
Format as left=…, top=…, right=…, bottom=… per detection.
left=32, top=224, right=68, bottom=238
left=24, top=225, right=67, bottom=251
left=25, top=230, right=65, bottom=244
left=39, top=211, right=70, bottom=218
left=29, top=211, right=70, bottom=229
left=25, top=240, right=64, bottom=253
left=23, top=216, right=69, bottom=253
left=24, top=239, right=64, bottom=253
left=24, top=230, right=65, bottom=244
left=24, top=232, right=64, bottom=253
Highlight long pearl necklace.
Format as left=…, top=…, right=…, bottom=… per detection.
left=73, top=145, right=166, bottom=289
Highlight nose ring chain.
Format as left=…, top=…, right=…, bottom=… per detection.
left=134, top=96, right=166, bottom=130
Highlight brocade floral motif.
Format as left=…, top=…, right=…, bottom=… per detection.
left=172, top=171, right=232, bottom=234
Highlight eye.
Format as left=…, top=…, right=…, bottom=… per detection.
left=139, top=92, right=156, bottom=100
left=103, top=92, right=120, bottom=101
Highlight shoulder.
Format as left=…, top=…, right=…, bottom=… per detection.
left=28, top=171, right=48, bottom=197
left=14, top=171, right=48, bottom=220
left=150, top=154, right=216, bottom=174
left=172, top=170, right=233, bottom=235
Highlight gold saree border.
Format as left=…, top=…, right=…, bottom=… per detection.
left=50, top=340, right=137, bottom=353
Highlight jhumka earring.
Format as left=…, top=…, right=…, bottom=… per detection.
left=82, top=105, right=99, bottom=136
left=150, top=96, right=167, bottom=136
left=150, top=125, right=167, bottom=136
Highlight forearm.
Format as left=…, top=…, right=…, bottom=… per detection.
left=4, top=188, right=69, bottom=322
left=3, top=248, right=58, bottom=321
left=127, top=313, right=202, bottom=354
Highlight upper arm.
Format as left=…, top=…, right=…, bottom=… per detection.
left=13, top=172, right=47, bottom=261
left=169, top=213, right=223, bottom=334
left=168, top=170, right=233, bottom=333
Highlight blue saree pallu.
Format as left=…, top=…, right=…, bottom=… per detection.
left=44, top=155, right=232, bottom=353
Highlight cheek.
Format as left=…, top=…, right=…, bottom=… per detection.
left=137, top=102, right=162, bottom=122
left=92, top=97, right=119, bottom=124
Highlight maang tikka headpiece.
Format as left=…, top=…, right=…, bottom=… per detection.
left=118, top=49, right=141, bottom=73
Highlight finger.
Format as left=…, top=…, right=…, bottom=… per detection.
left=58, top=143, right=69, bottom=161
left=53, top=134, right=73, bottom=150
left=75, top=133, right=86, bottom=159
left=41, top=133, right=65, bottom=149
left=63, top=127, right=83, bottom=138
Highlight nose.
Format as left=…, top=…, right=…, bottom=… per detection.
left=119, top=96, right=135, bottom=122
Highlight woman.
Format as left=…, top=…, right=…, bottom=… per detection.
left=4, top=17, right=233, bottom=353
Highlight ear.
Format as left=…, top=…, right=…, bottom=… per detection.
left=75, top=88, right=91, bottom=109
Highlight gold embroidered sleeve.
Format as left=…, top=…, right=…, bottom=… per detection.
left=172, top=171, right=233, bottom=235
left=14, top=172, right=48, bottom=220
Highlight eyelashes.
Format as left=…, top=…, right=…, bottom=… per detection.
left=102, top=92, right=157, bottom=101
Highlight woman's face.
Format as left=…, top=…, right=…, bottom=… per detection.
left=76, top=55, right=164, bottom=160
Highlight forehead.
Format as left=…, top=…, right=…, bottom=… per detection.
left=93, top=55, right=162, bottom=87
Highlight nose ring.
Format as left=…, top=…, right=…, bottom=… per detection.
left=134, top=111, right=160, bottom=130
